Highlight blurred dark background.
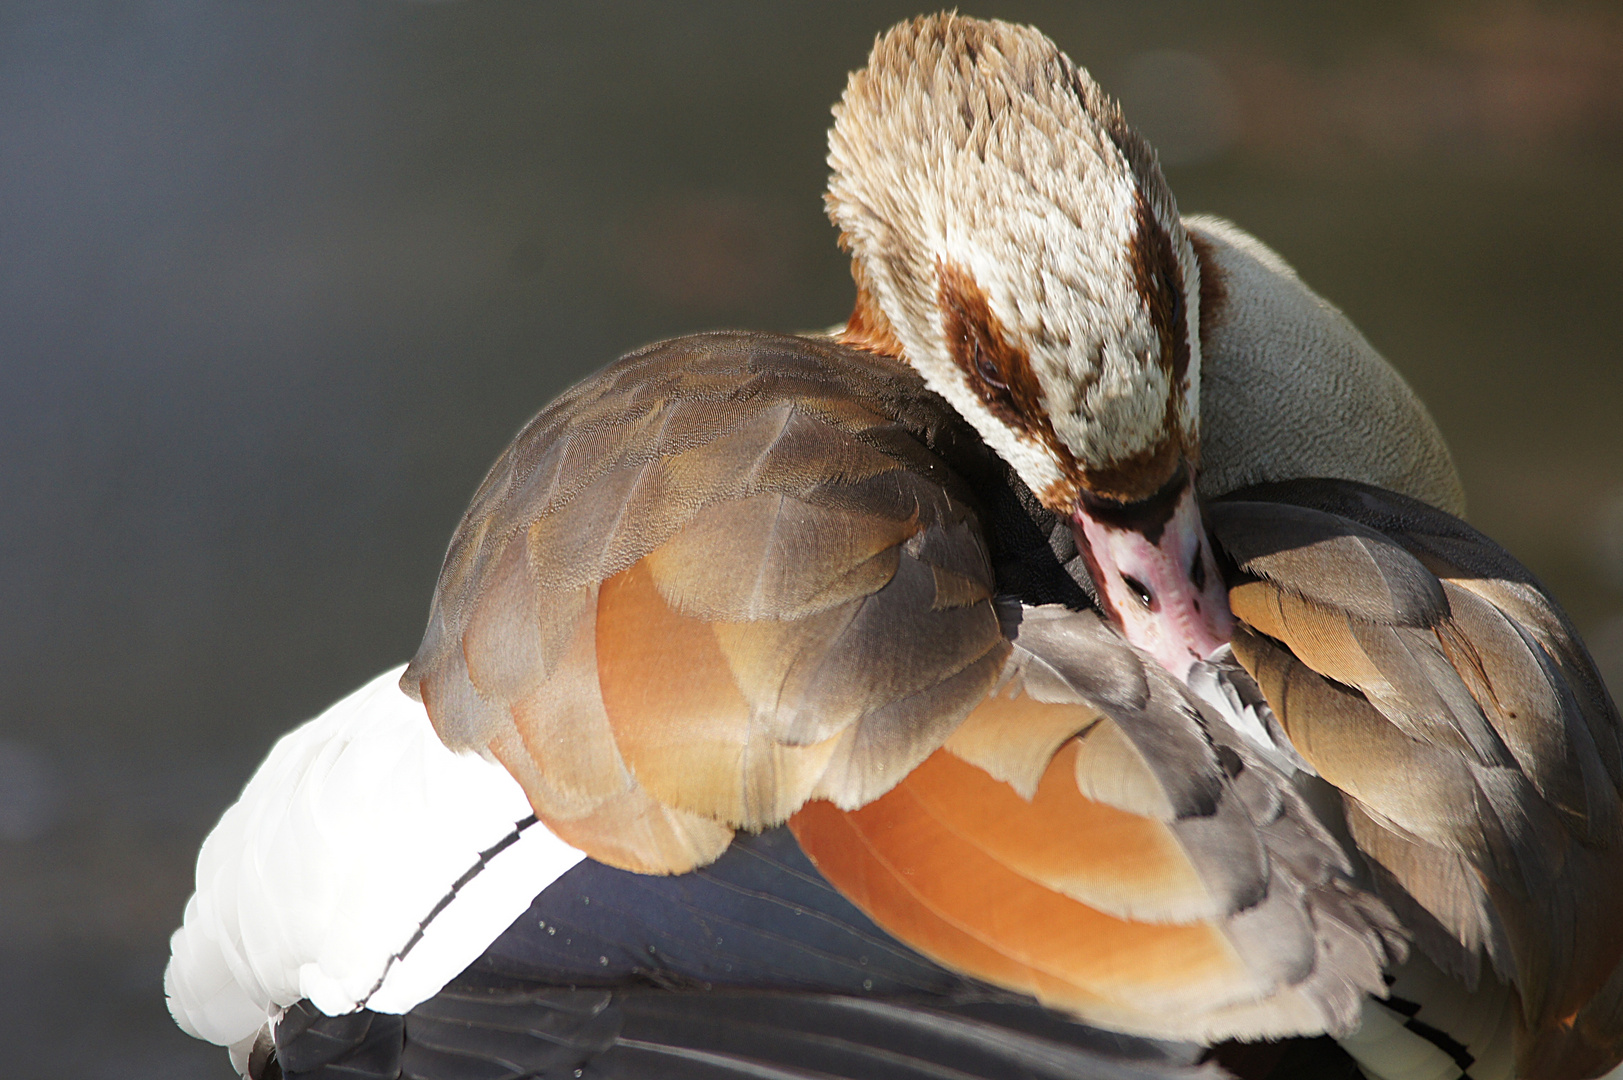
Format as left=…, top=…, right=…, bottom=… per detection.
left=1, top=2, right=1620, bottom=1076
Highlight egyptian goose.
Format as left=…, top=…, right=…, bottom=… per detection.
left=165, top=15, right=1623, bottom=1080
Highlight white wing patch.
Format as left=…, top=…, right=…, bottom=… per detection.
left=1186, top=645, right=1314, bottom=778
left=164, top=665, right=586, bottom=1051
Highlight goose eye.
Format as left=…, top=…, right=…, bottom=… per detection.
left=974, top=347, right=1008, bottom=390
left=1121, top=574, right=1155, bottom=609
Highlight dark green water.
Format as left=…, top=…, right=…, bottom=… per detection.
left=1, top=2, right=1619, bottom=1075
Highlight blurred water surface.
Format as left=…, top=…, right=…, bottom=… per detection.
left=1, top=2, right=1620, bottom=1076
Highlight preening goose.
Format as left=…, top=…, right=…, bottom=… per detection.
left=165, top=14, right=1623, bottom=1080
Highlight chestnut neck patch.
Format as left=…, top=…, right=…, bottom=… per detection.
left=838, top=255, right=907, bottom=359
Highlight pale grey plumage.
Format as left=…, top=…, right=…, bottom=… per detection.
left=1190, top=215, right=1465, bottom=516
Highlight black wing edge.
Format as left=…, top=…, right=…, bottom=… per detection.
left=269, top=985, right=1227, bottom=1080
left=263, top=827, right=1222, bottom=1080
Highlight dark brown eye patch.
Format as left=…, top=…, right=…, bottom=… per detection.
left=932, top=256, right=1083, bottom=503
left=1127, top=193, right=1191, bottom=390
left=936, top=259, right=1029, bottom=420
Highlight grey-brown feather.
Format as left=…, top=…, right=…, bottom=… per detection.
left=405, top=331, right=1013, bottom=852
left=1208, top=500, right=1446, bottom=628
left=991, top=604, right=1402, bottom=1037
left=1216, top=479, right=1623, bottom=1070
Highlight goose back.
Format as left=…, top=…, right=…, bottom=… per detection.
left=1190, top=216, right=1465, bottom=516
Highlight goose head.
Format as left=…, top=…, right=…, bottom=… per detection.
left=829, top=14, right=1232, bottom=680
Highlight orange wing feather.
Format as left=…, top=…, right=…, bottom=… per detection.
left=410, top=334, right=1012, bottom=873
left=793, top=745, right=1281, bottom=1040
left=922, top=743, right=1217, bottom=924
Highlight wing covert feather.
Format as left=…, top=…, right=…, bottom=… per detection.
left=794, top=604, right=1399, bottom=1044
left=1208, top=500, right=1446, bottom=626
left=1215, top=479, right=1623, bottom=1078
left=404, top=332, right=1008, bottom=872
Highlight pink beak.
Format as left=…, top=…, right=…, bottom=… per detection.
left=1072, top=474, right=1233, bottom=682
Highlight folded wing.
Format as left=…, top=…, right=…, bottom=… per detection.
left=404, top=332, right=1010, bottom=874
left=1210, top=479, right=1623, bottom=1080
left=790, top=603, right=1403, bottom=1044
left=405, top=332, right=1406, bottom=1046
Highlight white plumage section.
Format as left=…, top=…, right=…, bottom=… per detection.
left=1336, top=954, right=1517, bottom=1080
left=164, top=665, right=586, bottom=1050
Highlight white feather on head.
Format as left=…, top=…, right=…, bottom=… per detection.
left=829, top=13, right=1201, bottom=507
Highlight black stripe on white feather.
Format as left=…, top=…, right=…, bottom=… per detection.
left=1382, top=994, right=1478, bottom=1078
left=272, top=829, right=1218, bottom=1080
left=358, top=814, right=542, bottom=1009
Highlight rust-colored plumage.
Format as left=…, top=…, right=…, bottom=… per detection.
left=790, top=751, right=1253, bottom=1030
left=402, top=331, right=1623, bottom=1073
left=399, top=319, right=1623, bottom=1077
left=407, top=332, right=1010, bottom=871
left=792, top=600, right=1403, bottom=1043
